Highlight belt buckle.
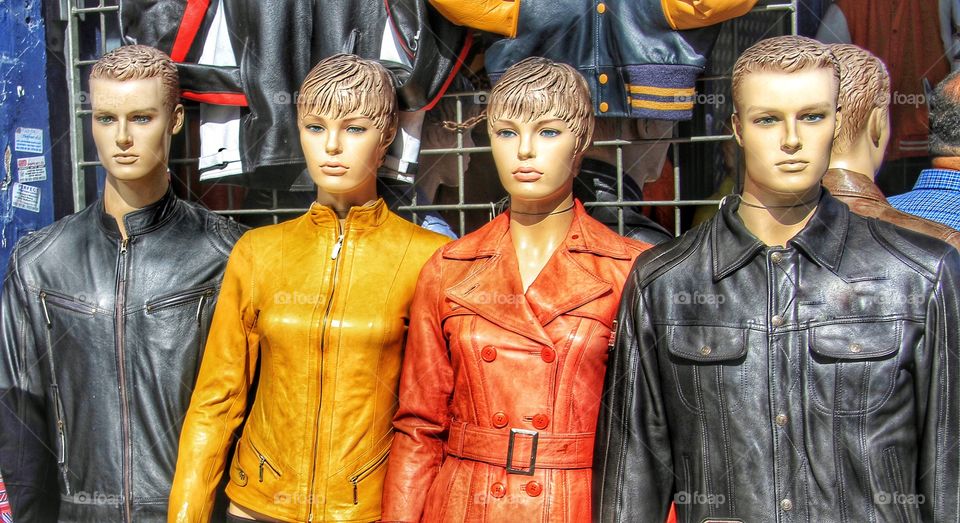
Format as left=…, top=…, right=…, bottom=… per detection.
left=505, top=428, right=538, bottom=475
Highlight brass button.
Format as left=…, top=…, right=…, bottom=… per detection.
left=780, top=498, right=793, bottom=511
left=492, top=412, right=509, bottom=428
left=771, top=315, right=784, bottom=327
left=775, top=414, right=788, bottom=426
left=481, top=346, right=497, bottom=362
left=598, top=73, right=609, bottom=85
left=238, top=470, right=246, bottom=480
left=597, top=2, right=606, bottom=13
left=540, top=347, right=556, bottom=363
left=698, top=345, right=712, bottom=356
left=532, top=414, right=550, bottom=430
left=770, top=252, right=783, bottom=264
left=849, top=343, right=863, bottom=354
left=491, top=482, right=506, bottom=498
left=599, top=102, right=609, bottom=113
left=525, top=481, right=543, bottom=497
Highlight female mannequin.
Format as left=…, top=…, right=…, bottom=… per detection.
left=380, top=57, right=650, bottom=522
left=167, top=54, right=449, bottom=523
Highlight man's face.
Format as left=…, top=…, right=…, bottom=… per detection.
left=490, top=111, right=579, bottom=206
left=733, top=67, right=839, bottom=201
left=90, top=77, right=182, bottom=184
left=299, top=111, right=387, bottom=197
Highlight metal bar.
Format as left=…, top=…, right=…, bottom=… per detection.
left=71, top=6, right=118, bottom=15
left=455, top=96, right=465, bottom=235
left=66, top=0, right=86, bottom=212
left=419, top=134, right=734, bottom=156
left=673, top=141, right=682, bottom=237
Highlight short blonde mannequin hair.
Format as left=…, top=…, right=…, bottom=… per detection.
left=90, top=45, right=180, bottom=111
left=732, top=36, right=839, bottom=112
left=830, top=44, right=890, bottom=153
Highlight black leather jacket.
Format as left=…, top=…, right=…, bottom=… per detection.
left=594, top=191, right=960, bottom=522
left=0, top=190, right=245, bottom=522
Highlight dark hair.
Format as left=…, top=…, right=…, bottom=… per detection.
left=929, top=70, right=960, bottom=157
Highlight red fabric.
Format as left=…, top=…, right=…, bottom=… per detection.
left=181, top=90, right=248, bottom=106
left=835, top=0, right=950, bottom=161
left=169, top=0, right=210, bottom=62
left=0, top=473, right=11, bottom=522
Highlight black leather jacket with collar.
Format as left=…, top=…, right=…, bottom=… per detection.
left=0, top=189, right=245, bottom=522
left=593, top=191, right=960, bottom=522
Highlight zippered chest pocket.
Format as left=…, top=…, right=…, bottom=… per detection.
left=145, top=285, right=216, bottom=318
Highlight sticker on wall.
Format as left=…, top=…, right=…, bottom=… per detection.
left=11, top=182, right=40, bottom=212
left=16, top=156, right=46, bottom=183
left=14, top=127, right=43, bottom=154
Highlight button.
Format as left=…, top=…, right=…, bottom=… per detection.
left=849, top=343, right=863, bottom=354
left=532, top=414, right=550, bottom=430
left=599, top=102, right=609, bottom=113
left=780, top=498, right=793, bottom=511
left=771, top=315, right=784, bottom=327
left=491, top=482, right=506, bottom=498
left=698, top=345, right=712, bottom=356
left=775, top=414, right=788, bottom=426
left=597, top=2, right=606, bottom=14
left=571, top=234, right=580, bottom=240
left=525, top=481, right=543, bottom=497
left=770, top=252, right=783, bottom=264
left=540, top=347, right=556, bottom=363
left=598, top=73, right=609, bottom=85
left=481, top=346, right=497, bottom=362
left=492, top=412, right=509, bottom=428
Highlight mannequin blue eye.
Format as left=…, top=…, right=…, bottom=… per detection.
left=132, top=115, right=152, bottom=124
left=539, top=128, right=560, bottom=137
left=496, top=129, right=518, bottom=138
left=754, top=116, right=777, bottom=125
left=800, top=113, right=826, bottom=122
left=346, top=126, right=366, bottom=134
left=305, top=124, right=324, bottom=133
left=95, top=115, right=115, bottom=124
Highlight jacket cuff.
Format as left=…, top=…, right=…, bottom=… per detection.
left=623, top=64, right=702, bottom=120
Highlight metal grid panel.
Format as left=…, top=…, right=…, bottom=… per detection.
left=64, top=0, right=798, bottom=236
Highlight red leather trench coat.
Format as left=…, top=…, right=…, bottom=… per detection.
left=381, top=201, right=649, bottom=522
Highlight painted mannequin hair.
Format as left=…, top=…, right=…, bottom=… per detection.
left=731, top=36, right=839, bottom=112
left=90, top=45, right=180, bottom=112
left=830, top=44, right=890, bottom=154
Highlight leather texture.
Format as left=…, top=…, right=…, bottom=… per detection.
left=428, top=0, right=520, bottom=36
left=594, top=191, right=960, bottom=522
left=168, top=199, right=449, bottom=523
left=823, top=168, right=960, bottom=251
left=0, top=189, right=245, bottom=522
left=382, top=201, right=649, bottom=522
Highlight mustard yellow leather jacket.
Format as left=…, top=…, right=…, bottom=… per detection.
left=168, top=200, right=449, bottom=523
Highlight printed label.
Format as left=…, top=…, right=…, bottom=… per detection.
left=11, top=183, right=41, bottom=212
left=16, top=156, right=46, bottom=182
left=14, top=128, right=43, bottom=154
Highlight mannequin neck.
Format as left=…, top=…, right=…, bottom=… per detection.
left=736, top=186, right=820, bottom=248
left=315, top=179, right=378, bottom=220
left=103, top=173, right=170, bottom=239
left=509, top=194, right=576, bottom=292
left=828, top=134, right=881, bottom=181
left=932, top=156, right=960, bottom=171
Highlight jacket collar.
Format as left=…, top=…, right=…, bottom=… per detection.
left=822, top=168, right=889, bottom=203
left=98, top=187, right=180, bottom=239
left=712, top=190, right=848, bottom=280
left=302, top=198, right=390, bottom=230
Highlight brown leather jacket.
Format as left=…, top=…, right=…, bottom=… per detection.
left=381, top=201, right=649, bottom=522
left=822, top=168, right=960, bottom=250
left=168, top=200, right=449, bottom=522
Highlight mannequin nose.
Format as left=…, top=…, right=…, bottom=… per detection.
left=518, top=133, right=535, bottom=160
left=116, top=121, right=132, bottom=150
left=325, top=130, right=342, bottom=155
left=781, top=121, right=801, bottom=152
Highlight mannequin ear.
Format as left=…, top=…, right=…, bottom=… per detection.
left=833, top=106, right=843, bottom=140
left=170, top=103, right=185, bottom=135
left=867, top=106, right=887, bottom=147
left=731, top=113, right=743, bottom=147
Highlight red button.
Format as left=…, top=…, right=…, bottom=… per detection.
left=540, top=347, right=556, bottom=363
left=490, top=482, right=506, bottom=498
left=525, top=481, right=543, bottom=497
left=532, top=414, right=549, bottom=430
left=492, top=412, right=509, bottom=428
left=481, top=346, right=497, bottom=362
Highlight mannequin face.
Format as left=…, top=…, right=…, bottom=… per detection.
left=490, top=113, right=579, bottom=206
left=300, top=112, right=387, bottom=197
left=90, top=77, right=183, bottom=184
left=732, top=68, right=838, bottom=200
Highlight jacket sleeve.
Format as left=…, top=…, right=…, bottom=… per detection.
left=381, top=251, right=453, bottom=522
left=593, top=270, right=673, bottom=522
left=660, top=0, right=758, bottom=30
left=919, top=247, right=960, bottom=521
left=169, top=234, right=260, bottom=523
left=0, top=242, right=60, bottom=521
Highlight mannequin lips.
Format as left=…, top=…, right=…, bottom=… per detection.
left=114, top=154, right=139, bottom=165
left=776, top=159, right=809, bottom=172
left=320, top=162, right=348, bottom=175
left=512, top=166, right=543, bottom=182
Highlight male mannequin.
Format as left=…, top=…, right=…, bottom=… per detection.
left=382, top=57, right=649, bottom=522
left=0, top=45, right=244, bottom=522
left=594, top=36, right=960, bottom=522
left=822, top=44, right=960, bottom=249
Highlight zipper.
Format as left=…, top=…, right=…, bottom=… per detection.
left=307, top=221, right=346, bottom=522
left=114, top=237, right=133, bottom=523
left=349, top=444, right=391, bottom=505
left=39, top=290, right=98, bottom=316
left=145, top=286, right=215, bottom=314
left=247, top=438, right=282, bottom=482
left=38, top=292, right=73, bottom=495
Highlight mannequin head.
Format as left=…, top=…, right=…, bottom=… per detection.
left=731, top=36, right=840, bottom=204
left=828, top=44, right=891, bottom=176
left=89, top=45, right=184, bottom=187
left=928, top=70, right=960, bottom=160
left=297, top=54, right=398, bottom=203
left=487, top=57, right=594, bottom=210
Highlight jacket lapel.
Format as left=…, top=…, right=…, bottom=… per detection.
left=524, top=249, right=612, bottom=327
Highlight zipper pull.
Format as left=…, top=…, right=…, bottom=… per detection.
left=259, top=456, right=266, bottom=483
left=196, top=294, right=207, bottom=327
left=39, top=292, right=51, bottom=327
left=331, top=234, right=344, bottom=260
left=352, top=479, right=358, bottom=505
left=120, top=238, right=129, bottom=255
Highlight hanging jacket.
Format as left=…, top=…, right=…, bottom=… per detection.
left=381, top=201, right=649, bottom=522
left=484, top=0, right=756, bottom=120
left=0, top=189, right=245, bottom=522
left=169, top=199, right=449, bottom=523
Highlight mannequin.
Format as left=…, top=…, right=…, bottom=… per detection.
left=0, top=45, right=244, bottom=523
left=822, top=44, right=960, bottom=249
left=381, top=57, right=650, bottom=522
left=594, top=36, right=960, bottom=522
left=168, top=54, right=449, bottom=523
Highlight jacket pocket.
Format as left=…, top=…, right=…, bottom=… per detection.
left=230, top=435, right=282, bottom=488
left=666, top=324, right=750, bottom=414
left=39, top=290, right=98, bottom=317
left=348, top=442, right=391, bottom=505
left=50, top=383, right=71, bottom=495
left=145, top=286, right=215, bottom=316
left=807, top=320, right=902, bottom=416
left=880, top=446, right=915, bottom=523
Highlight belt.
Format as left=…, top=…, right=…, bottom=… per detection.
left=445, top=421, right=594, bottom=475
